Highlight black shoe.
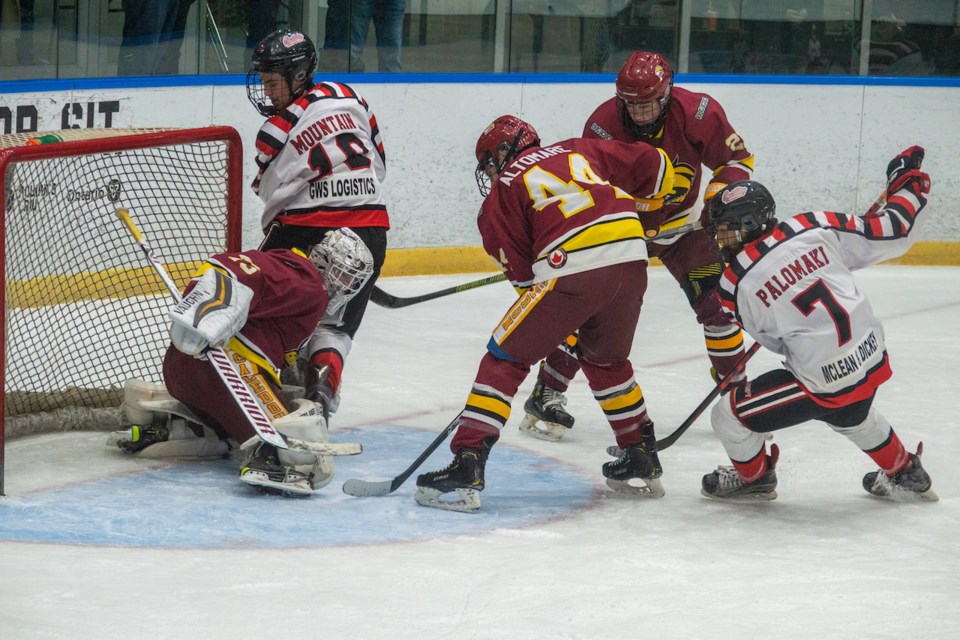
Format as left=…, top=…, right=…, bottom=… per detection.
left=417, top=448, right=487, bottom=493
left=524, top=381, right=575, bottom=428
left=415, top=448, right=488, bottom=512
left=603, top=422, right=664, bottom=497
left=863, top=442, right=938, bottom=501
left=702, top=444, right=779, bottom=501
left=116, top=420, right=169, bottom=454
left=240, top=443, right=312, bottom=496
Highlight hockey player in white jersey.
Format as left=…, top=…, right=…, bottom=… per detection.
left=246, top=29, right=389, bottom=419
left=699, top=146, right=936, bottom=502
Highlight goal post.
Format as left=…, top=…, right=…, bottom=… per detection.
left=0, top=126, right=244, bottom=495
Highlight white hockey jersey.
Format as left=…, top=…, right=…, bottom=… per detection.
left=717, top=183, right=928, bottom=407
left=253, top=81, right=389, bottom=231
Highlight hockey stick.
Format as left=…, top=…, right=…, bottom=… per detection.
left=370, top=224, right=700, bottom=309
left=371, top=273, right=507, bottom=308
left=654, top=341, right=761, bottom=451
left=341, top=412, right=462, bottom=497
left=116, top=208, right=290, bottom=452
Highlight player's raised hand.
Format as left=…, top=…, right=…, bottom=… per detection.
left=886, top=145, right=930, bottom=196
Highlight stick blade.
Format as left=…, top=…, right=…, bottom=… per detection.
left=342, top=477, right=396, bottom=497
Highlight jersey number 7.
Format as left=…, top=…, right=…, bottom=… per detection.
left=793, top=279, right=852, bottom=346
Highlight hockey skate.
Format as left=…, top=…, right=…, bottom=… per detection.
left=239, top=442, right=314, bottom=496
left=701, top=444, right=779, bottom=501
left=414, top=448, right=487, bottom=512
left=519, top=381, right=575, bottom=442
left=863, top=442, right=938, bottom=502
left=602, top=424, right=664, bottom=498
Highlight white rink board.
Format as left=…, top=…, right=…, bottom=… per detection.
left=3, top=80, right=957, bottom=251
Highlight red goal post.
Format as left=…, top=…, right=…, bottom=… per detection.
left=0, top=126, right=243, bottom=495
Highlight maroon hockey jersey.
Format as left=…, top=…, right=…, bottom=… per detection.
left=583, top=86, right=754, bottom=235
left=198, top=248, right=329, bottom=372
left=479, top=137, right=673, bottom=288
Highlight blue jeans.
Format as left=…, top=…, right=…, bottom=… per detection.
left=349, top=0, right=405, bottom=72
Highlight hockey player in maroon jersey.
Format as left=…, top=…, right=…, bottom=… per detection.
left=699, top=147, right=936, bottom=502
left=521, top=51, right=755, bottom=442
left=414, top=115, right=676, bottom=512
left=109, top=228, right=374, bottom=496
left=246, top=29, right=389, bottom=424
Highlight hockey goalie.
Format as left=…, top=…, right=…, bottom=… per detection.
left=107, top=228, right=373, bottom=496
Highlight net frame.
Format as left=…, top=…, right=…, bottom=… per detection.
left=0, top=126, right=243, bottom=495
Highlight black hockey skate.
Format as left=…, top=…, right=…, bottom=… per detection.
left=519, top=381, right=575, bottom=442
left=702, top=444, right=779, bottom=501
left=240, top=443, right=313, bottom=497
left=115, top=420, right=170, bottom=454
left=863, top=442, right=938, bottom=502
left=414, top=447, right=487, bottom=512
left=602, top=422, right=664, bottom=498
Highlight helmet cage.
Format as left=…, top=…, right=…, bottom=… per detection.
left=246, top=30, right=318, bottom=117
left=707, top=181, right=778, bottom=261
left=308, top=228, right=375, bottom=313
left=474, top=116, right=540, bottom=197
left=615, top=52, right=673, bottom=137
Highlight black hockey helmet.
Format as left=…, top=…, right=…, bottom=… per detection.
left=707, top=180, right=778, bottom=261
left=246, top=30, right=318, bottom=116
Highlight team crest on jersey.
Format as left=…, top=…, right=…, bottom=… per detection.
left=721, top=184, right=748, bottom=204
left=548, top=249, right=567, bottom=269
left=283, top=33, right=305, bottom=48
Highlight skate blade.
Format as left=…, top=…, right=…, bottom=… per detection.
left=414, top=487, right=482, bottom=512
left=240, top=470, right=314, bottom=497
left=519, top=415, right=565, bottom=442
left=867, top=486, right=940, bottom=503
left=700, top=488, right=778, bottom=502
left=605, top=477, right=665, bottom=499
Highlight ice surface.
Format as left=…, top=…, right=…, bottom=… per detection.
left=1, top=266, right=957, bottom=639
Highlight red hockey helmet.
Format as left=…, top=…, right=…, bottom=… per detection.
left=474, top=115, right=541, bottom=196
left=615, top=51, right=673, bottom=137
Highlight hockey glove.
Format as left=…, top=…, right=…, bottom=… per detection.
left=886, top=145, right=930, bottom=197
left=169, top=268, right=254, bottom=357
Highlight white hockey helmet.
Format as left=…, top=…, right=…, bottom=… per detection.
left=308, top=228, right=375, bottom=313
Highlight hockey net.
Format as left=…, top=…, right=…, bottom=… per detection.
left=1, top=127, right=243, bottom=494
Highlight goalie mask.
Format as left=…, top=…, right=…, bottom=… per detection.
left=309, top=228, right=375, bottom=313
left=707, top=180, right=778, bottom=262
left=616, top=51, right=673, bottom=138
left=247, top=30, right=318, bottom=117
left=474, top=115, right=541, bottom=197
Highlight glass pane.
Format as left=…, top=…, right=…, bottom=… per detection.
left=508, top=1, right=671, bottom=73
left=862, top=0, right=958, bottom=77
left=318, top=1, right=495, bottom=73
left=688, top=0, right=860, bottom=76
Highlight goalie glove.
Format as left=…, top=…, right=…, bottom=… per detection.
left=169, top=268, right=254, bottom=357
left=885, top=145, right=930, bottom=197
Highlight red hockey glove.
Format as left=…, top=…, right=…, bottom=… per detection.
left=886, top=145, right=930, bottom=196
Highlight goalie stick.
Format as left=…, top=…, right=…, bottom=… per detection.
left=371, top=223, right=700, bottom=309
left=116, top=208, right=361, bottom=458
left=341, top=413, right=462, bottom=497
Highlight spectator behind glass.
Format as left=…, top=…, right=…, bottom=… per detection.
left=118, top=0, right=196, bottom=75
left=245, top=0, right=281, bottom=66
left=321, top=0, right=405, bottom=72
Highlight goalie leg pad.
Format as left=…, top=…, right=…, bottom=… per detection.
left=109, top=379, right=229, bottom=459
